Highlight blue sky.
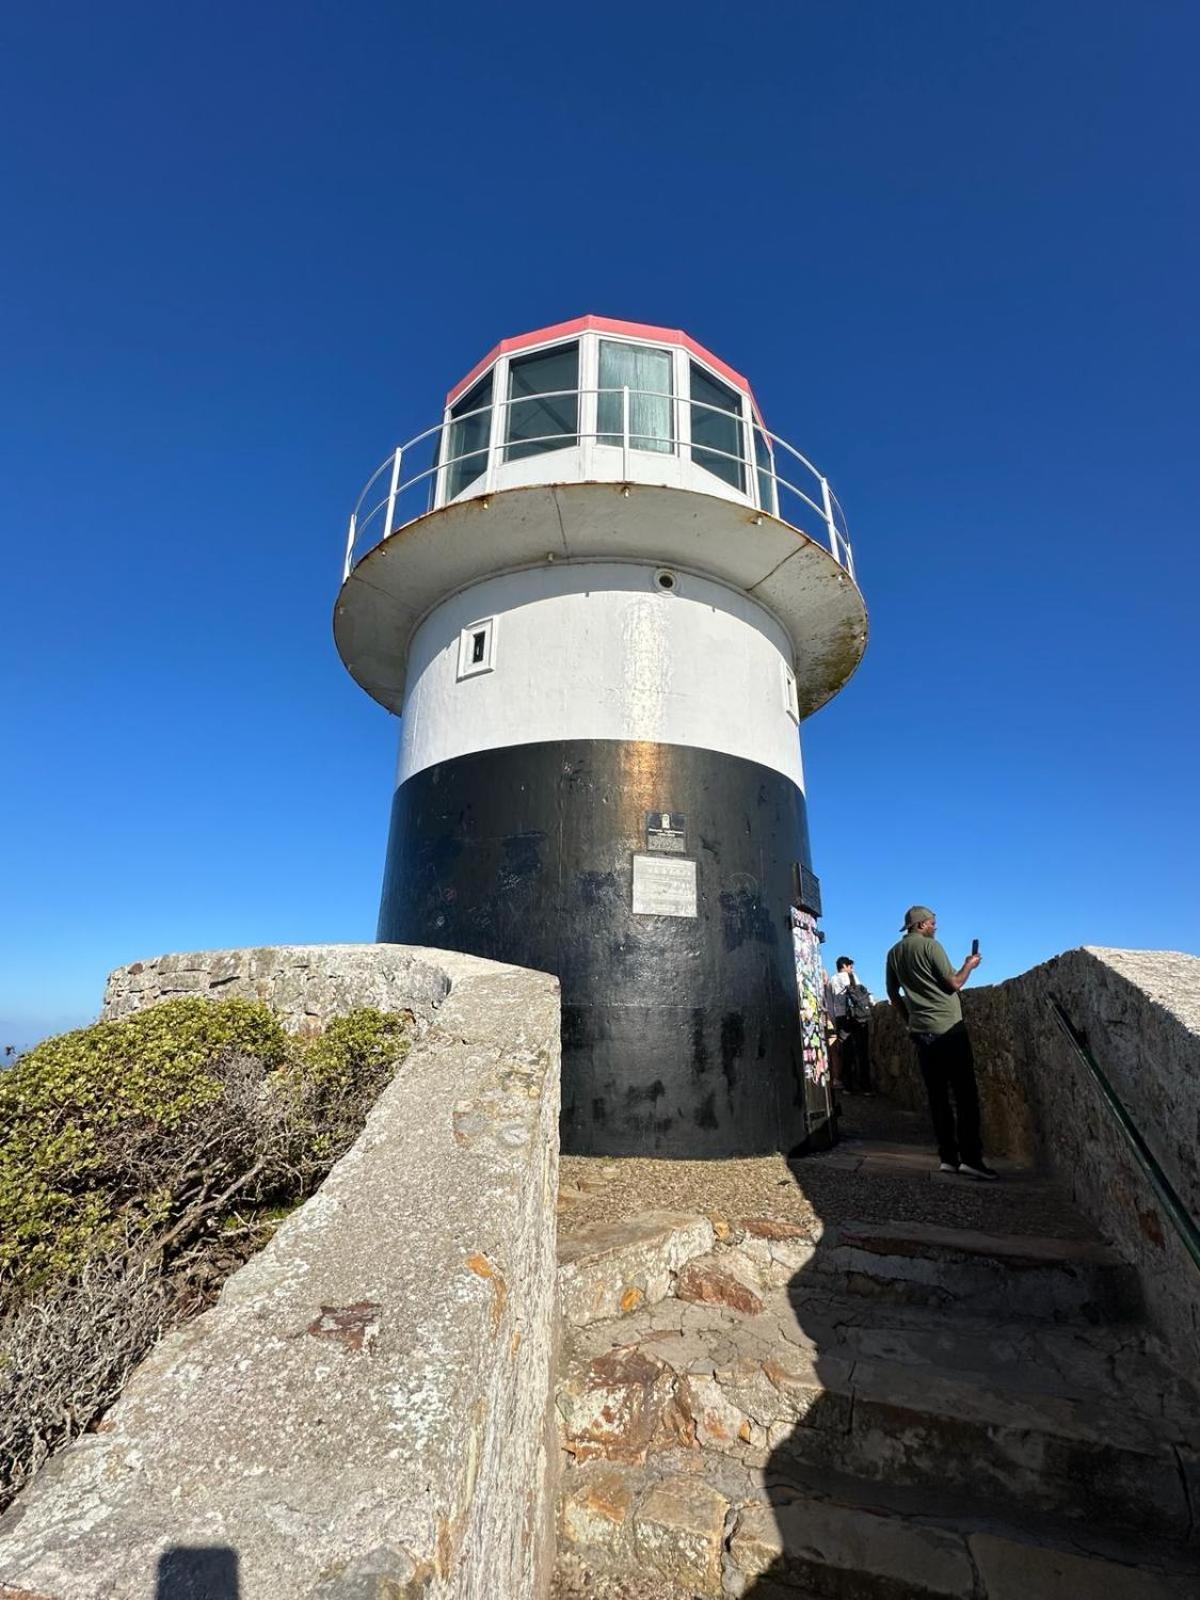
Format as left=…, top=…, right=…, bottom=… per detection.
left=2, top=1, right=1197, bottom=1044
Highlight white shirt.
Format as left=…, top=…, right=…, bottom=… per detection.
left=828, top=969, right=872, bottom=1019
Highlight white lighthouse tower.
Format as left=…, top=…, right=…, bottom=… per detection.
left=334, top=316, right=866, bottom=1157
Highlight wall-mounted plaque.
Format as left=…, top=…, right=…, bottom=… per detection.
left=646, top=811, right=686, bottom=853
left=793, top=862, right=823, bottom=918
left=632, top=854, right=697, bottom=918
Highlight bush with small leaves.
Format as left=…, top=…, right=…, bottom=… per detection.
left=0, top=996, right=292, bottom=1304
left=0, top=995, right=412, bottom=1510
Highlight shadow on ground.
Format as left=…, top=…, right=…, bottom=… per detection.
left=155, top=1545, right=240, bottom=1600
left=728, top=1093, right=1200, bottom=1597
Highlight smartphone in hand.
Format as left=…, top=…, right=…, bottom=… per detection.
left=971, top=939, right=980, bottom=957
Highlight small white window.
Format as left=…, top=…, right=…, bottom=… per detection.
left=782, top=661, right=800, bottom=723
left=458, top=617, right=497, bottom=679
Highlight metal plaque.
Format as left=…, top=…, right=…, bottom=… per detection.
left=793, top=862, right=823, bottom=918
left=631, top=854, right=698, bottom=918
left=646, top=811, right=687, bottom=853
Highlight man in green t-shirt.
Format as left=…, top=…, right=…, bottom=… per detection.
left=885, top=906, right=995, bottom=1179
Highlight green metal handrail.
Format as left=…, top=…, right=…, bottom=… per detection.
left=1048, top=996, right=1200, bottom=1274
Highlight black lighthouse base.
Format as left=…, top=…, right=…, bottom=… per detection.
left=378, top=739, right=814, bottom=1158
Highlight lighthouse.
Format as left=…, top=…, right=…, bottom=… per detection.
left=334, top=316, right=866, bottom=1157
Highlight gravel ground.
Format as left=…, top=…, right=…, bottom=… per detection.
left=559, top=1095, right=1098, bottom=1241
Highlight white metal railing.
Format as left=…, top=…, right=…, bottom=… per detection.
left=342, top=388, right=855, bottom=583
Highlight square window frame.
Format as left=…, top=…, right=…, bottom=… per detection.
left=593, top=333, right=678, bottom=456
left=782, top=660, right=800, bottom=724
left=457, top=616, right=498, bottom=680
left=688, top=358, right=748, bottom=493
left=503, top=341, right=580, bottom=462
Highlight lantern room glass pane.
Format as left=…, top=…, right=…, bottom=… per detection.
left=597, top=340, right=673, bottom=453
left=505, top=343, right=579, bottom=460
left=445, top=372, right=493, bottom=500
left=754, top=427, right=777, bottom=514
left=690, top=363, right=745, bottom=491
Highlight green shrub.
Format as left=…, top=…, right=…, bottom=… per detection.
left=0, top=997, right=291, bottom=1302
left=279, top=1008, right=414, bottom=1168
left=0, top=994, right=412, bottom=1509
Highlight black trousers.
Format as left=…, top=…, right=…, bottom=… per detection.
left=913, top=1021, right=982, bottom=1167
left=839, top=1020, right=871, bottom=1092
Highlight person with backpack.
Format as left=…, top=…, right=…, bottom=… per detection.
left=828, top=956, right=874, bottom=1094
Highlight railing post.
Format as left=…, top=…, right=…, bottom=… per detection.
left=383, top=446, right=403, bottom=540
left=621, top=385, right=630, bottom=482
left=819, top=474, right=841, bottom=566
left=342, top=512, right=357, bottom=583
left=484, top=398, right=502, bottom=495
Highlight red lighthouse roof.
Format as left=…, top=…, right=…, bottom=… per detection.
left=444, top=314, right=761, bottom=419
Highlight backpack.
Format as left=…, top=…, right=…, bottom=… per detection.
left=844, top=979, right=873, bottom=1025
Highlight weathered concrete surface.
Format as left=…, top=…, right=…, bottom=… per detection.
left=968, top=1532, right=1198, bottom=1599
left=0, top=949, right=562, bottom=1600
left=815, top=1220, right=1142, bottom=1321
left=101, top=942, right=452, bottom=1032
left=727, top=1495, right=976, bottom=1598
left=871, top=946, right=1200, bottom=1352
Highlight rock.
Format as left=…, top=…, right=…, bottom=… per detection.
left=558, top=1213, right=715, bottom=1327
left=558, top=1349, right=687, bottom=1463
left=741, top=1216, right=811, bottom=1241
left=560, top=1468, right=636, bottom=1558
left=676, top=1253, right=764, bottom=1316
left=633, top=1475, right=728, bottom=1597
left=683, top=1373, right=763, bottom=1454
left=730, top=1234, right=817, bottom=1289
left=308, top=1544, right=434, bottom=1598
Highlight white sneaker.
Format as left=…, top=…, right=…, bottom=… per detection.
left=937, top=1161, right=959, bottom=1174
left=958, top=1161, right=999, bottom=1181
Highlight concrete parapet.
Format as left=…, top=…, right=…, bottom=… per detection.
left=0, top=946, right=562, bottom=1600
left=871, top=946, right=1200, bottom=1353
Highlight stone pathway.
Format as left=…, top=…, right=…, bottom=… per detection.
left=550, top=1099, right=1200, bottom=1598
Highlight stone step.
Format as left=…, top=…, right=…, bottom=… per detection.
left=766, top=1352, right=1194, bottom=1544
left=558, top=1210, right=715, bottom=1327
left=556, top=1459, right=1200, bottom=1598
left=810, top=1219, right=1143, bottom=1322
left=773, top=1290, right=1200, bottom=1426
left=725, top=1485, right=1200, bottom=1598
left=557, top=1309, right=1195, bottom=1543
left=566, top=1282, right=1197, bottom=1426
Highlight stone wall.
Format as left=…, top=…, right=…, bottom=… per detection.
left=0, top=946, right=562, bottom=1600
left=101, top=942, right=453, bottom=1033
left=871, top=946, right=1200, bottom=1351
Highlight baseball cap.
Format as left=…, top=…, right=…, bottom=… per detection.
left=901, top=905, right=935, bottom=932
